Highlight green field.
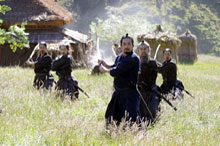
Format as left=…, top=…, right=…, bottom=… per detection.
left=0, top=55, right=220, bottom=145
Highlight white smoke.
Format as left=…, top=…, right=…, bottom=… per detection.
left=88, top=37, right=102, bottom=67
left=88, top=37, right=114, bottom=68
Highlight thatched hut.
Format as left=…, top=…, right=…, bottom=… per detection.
left=31, top=28, right=89, bottom=67
left=178, top=29, right=198, bottom=63
left=0, top=0, right=88, bottom=67
left=137, top=25, right=182, bottom=62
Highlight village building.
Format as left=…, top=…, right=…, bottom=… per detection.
left=137, top=25, right=182, bottom=63
left=0, top=0, right=88, bottom=67
left=178, top=29, right=198, bottom=63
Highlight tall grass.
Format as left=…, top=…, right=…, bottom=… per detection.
left=0, top=55, right=220, bottom=145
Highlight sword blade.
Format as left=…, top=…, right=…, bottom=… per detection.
left=154, top=44, right=161, bottom=60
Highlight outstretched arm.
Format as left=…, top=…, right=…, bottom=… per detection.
left=98, top=60, right=112, bottom=69
left=99, top=65, right=110, bottom=73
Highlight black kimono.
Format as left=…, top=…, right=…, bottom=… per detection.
left=52, top=54, right=79, bottom=100
left=158, top=59, right=184, bottom=98
left=138, top=57, right=161, bottom=122
left=105, top=52, right=141, bottom=126
left=33, top=53, right=53, bottom=89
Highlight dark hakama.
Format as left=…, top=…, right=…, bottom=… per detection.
left=33, top=73, right=53, bottom=90
left=56, top=75, right=79, bottom=99
left=105, top=89, right=140, bottom=125
left=158, top=59, right=184, bottom=98
left=160, top=80, right=184, bottom=98
left=139, top=89, right=160, bottom=122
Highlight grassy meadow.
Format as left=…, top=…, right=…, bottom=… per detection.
left=0, top=55, right=220, bottom=145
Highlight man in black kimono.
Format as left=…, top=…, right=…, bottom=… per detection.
left=27, top=42, right=53, bottom=90
left=137, top=41, right=161, bottom=123
left=52, top=44, right=79, bottom=100
left=158, top=48, right=184, bottom=98
left=99, top=34, right=141, bottom=126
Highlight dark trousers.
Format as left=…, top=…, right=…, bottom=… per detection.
left=161, top=80, right=184, bottom=97
left=105, top=89, right=141, bottom=126
left=139, top=90, right=160, bottom=122
left=56, top=75, right=79, bottom=100
left=33, top=74, right=53, bottom=90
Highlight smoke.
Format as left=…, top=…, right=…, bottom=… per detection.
left=88, top=38, right=115, bottom=68
left=63, top=0, right=171, bottom=65
left=88, top=38, right=102, bottom=67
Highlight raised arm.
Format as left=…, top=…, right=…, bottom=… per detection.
left=98, top=60, right=112, bottom=69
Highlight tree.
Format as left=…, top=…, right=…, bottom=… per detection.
left=0, top=1, right=29, bottom=52
left=90, top=0, right=220, bottom=55
left=158, top=0, right=220, bottom=54
left=58, top=0, right=108, bottom=33
left=58, top=0, right=220, bottom=55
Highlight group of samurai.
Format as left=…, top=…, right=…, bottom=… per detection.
left=25, top=33, right=186, bottom=128
left=26, top=42, right=79, bottom=100
left=99, top=34, right=185, bottom=127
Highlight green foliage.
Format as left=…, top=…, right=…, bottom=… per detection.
left=58, top=0, right=220, bottom=54
left=159, top=0, right=220, bottom=54
left=89, top=0, right=220, bottom=54
left=90, top=17, right=154, bottom=45
left=58, top=0, right=108, bottom=33
left=90, top=1, right=156, bottom=45
left=0, top=1, right=29, bottom=52
left=2, top=23, right=29, bottom=52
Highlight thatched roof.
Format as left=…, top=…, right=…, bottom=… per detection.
left=137, top=25, right=182, bottom=62
left=178, top=29, right=198, bottom=63
left=178, top=29, right=197, bottom=48
left=28, top=28, right=88, bottom=52
left=63, top=28, right=88, bottom=44
left=27, top=28, right=87, bottom=44
left=0, top=0, right=73, bottom=27
left=137, top=25, right=181, bottom=48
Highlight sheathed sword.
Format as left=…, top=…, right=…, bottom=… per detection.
left=141, top=81, right=177, bottom=111
left=136, top=87, right=154, bottom=122
left=154, top=88, right=177, bottom=111
left=74, top=85, right=90, bottom=98
left=176, top=85, right=195, bottom=99
left=53, top=80, right=90, bottom=98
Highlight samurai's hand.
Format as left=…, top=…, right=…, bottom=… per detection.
left=98, top=60, right=108, bottom=68
left=26, top=58, right=35, bottom=65
left=98, top=59, right=103, bottom=66
left=151, top=84, right=158, bottom=91
left=156, top=60, right=162, bottom=67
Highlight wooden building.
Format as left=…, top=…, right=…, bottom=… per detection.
left=0, top=0, right=88, bottom=66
